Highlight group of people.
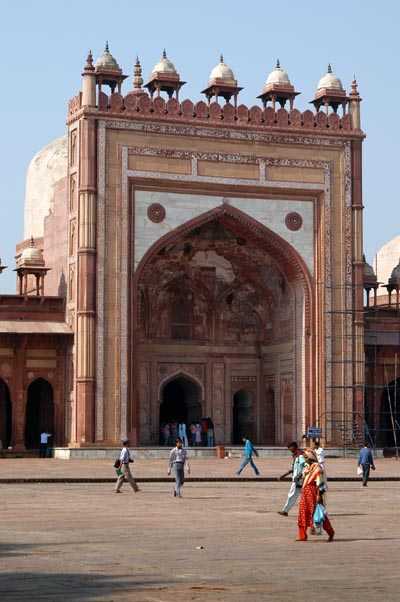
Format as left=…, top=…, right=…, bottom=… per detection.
left=162, top=418, right=214, bottom=447
left=276, top=440, right=334, bottom=541
left=114, top=434, right=377, bottom=541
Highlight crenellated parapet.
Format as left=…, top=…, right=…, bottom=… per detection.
left=67, top=45, right=364, bottom=136
left=68, top=91, right=359, bottom=134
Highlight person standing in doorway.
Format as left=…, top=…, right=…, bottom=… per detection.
left=178, top=422, right=189, bottom=447
left=277, top=441, right=305, bottom=516
left=39, top=431, right=52, bottom=458
left=236, top=436, right=260, bottom=476
left=195, top=422, right=202, bottom=446
left=206, top=417, right=214, bottom=447
left=358, top=441, right=376, bottom=488
left=115, top=438, right=141, bottom=494
left=167, top=437, right=190, bottom=497
left=201, top=418, right=208, bottom=446
left=190, top=422, right=197, bottom=446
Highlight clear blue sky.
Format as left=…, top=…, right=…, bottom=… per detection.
left=0, top=0, right=398, bottom=292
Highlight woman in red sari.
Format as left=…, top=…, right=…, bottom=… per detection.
left=297, top=448, right=335, bottom=542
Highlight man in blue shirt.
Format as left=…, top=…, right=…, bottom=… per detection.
left=236, top=436, right=260, bottom=476
left=358, top=442, right=375, bottom=488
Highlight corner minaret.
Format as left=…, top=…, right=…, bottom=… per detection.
left=348, top=76, right=362, bottom=130
left=81, top=50, right=96, bottom=107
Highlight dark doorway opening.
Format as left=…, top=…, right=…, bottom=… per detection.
left=160, top=376, right=202, bottom=437
left=0, top=378, right=12, bottom=448
left=233, top=389, right=253, bottom=443
left=25, top=378, right=55, bottom=449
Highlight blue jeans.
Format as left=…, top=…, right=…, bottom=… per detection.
left=173, top=463, right=185, bottom=496
left=237, top=456, right=259, bottom=475
left=207, top=436, right=214, bottom=447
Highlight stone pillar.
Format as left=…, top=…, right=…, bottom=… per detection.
left=75, top=116, right=97, bottom=443
left=12, top=338, right=27, bottom=449
left=352, top=139, right=364, bottom=417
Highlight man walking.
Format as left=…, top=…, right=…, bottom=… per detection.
left=167, top=437, right=190, bottom=497
left=358, top=441, right=375, bottom=488
left=115, top=438, right=141, bottom=494
left=277, top=440, right=305, bottom=516
left=39, top=431, right=52, bottom=458
left=236, top=436, right=260, bottom=476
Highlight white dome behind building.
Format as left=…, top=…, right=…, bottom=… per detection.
left=24, top=135, right=68, bottom=240
left=373, top=234, right=400, bottom=294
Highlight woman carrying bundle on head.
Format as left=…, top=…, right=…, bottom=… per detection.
left=296, top=448, right=335, bottom=542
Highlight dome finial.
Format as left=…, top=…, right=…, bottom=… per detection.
left=105, top=41, right=110, bottom=53
left=163, top=48, right=167, bottom=59
left=220, top=53, right=224, bottom=63
left=133, top=56, right=144, bottom=93
left=276, top=58, right=281, bottom=69
left=327, top=63, right=332, bottom=74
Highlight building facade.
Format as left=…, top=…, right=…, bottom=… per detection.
left=0, top=47, right=368, bottom=449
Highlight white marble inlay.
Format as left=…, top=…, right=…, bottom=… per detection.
left=134, top=191, right=314, bottom=275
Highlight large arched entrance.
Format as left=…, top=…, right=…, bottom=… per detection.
left=134, top=203, right=313, bottom=445
left=160, top=375, right=202, bottom=429
left=25, top=378, right=55, bottom=449
left=0, top=378, right=12, bottom=448
left=233, top=389, right=253, bottom=443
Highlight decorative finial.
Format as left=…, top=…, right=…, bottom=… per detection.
left=220, top=54, right=224, bottom=63
left=133, top=56, right=143, bottom=92
left=105, top=41, right=110, bottom=53
left=84, top=50, right=95, bottom=72
left=349, top=75, right=360, bottom=98
left=163, top=49, right=167, bottom=59
left=276, top=58, right=281, bottom=69
left=327, top=63, right=332, bottom=73
left=29, top=236, right=35, bottom=248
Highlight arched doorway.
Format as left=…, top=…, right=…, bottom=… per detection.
left=233, top=389, right=253, bottom=443
left=0, top=378, right=12, bottom=448
left=25, top=378, right=55, bottom=449
left=160, top=376, right=202, bottom=435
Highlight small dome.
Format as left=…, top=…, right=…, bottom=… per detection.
left=209, top=55, right=236, bottom=81
left=363, top=260, right=376, bottom=279
left=21, top=238, right=44, bottom=264
left=389, top=258, right=400, bottom=284
left=95, top=42, right=120, bottom=69
left=374, top=235, right=400, bottom=296
left=317, top=64, right=343, bottom=91
left=152, top=50, right=177, bottom=75
left=265, top=60, right=291, bottom=86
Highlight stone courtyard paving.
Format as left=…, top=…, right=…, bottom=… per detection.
left=1, top=456, right=400, bottom=601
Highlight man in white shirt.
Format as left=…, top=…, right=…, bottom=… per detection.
left=115, top=438, right=141, bottom=494
left=313, top=440, right=328, bottom=491
left=39, top=431, right=52, bottom=458
left=167, top=438, right=190, bottom=497
left=277, top=441, right=305, bottom=516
